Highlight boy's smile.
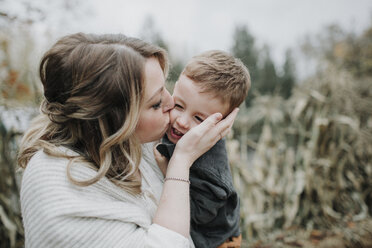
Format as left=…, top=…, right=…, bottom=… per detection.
left=166, top=74, right=230, bottom=144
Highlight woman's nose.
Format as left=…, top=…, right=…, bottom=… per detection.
left=162, top=89, right=174, bottom=112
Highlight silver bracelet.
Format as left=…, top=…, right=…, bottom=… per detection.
left=164, top=177, right=191, bottom=185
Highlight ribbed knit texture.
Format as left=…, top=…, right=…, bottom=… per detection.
left=20, top=143, right=192, bottom=248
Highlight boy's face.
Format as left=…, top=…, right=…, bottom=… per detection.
left=166, top=74, right=230, bottom=144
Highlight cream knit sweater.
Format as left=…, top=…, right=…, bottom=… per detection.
left=20, top=143, right=194, bottom=248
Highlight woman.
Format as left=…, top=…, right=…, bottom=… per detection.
left=18, top=33, right=238, bottom=247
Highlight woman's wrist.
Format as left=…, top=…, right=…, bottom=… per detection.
left=164, top=177, right=191, bottom=184
left=166, top=154, right=191, bottom=179
left=155, top=152, right=191, bottom=238
left=172, top=146, right=197, bottom=166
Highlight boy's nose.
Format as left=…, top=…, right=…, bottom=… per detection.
left=176, top=115, right=190, bottom=130
left=162, top=89, right=174, bottom=112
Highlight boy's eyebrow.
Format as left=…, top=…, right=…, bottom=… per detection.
left=147, top=87, right=164, bottom=103
left=197, top=111, right=209, bottom=119
left=174, top=95, right=185, bottom=105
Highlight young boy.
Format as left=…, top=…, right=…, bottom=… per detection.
left=156, top=50, right=250, bottom=248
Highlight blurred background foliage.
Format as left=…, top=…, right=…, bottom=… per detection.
left=1, top=1, right=372, bottom=247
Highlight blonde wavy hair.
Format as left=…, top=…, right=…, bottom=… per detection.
left=18, top=33, right=168, bottom=195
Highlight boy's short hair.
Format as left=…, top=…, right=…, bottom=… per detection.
left=182, top=50, right=250, bottom=114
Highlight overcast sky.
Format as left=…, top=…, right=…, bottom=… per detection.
left=3, top=0, right=372, bottom=77
left=79, top=0, right=372, bottom=64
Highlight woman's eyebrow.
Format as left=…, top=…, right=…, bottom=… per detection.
left=147, top=87, right=164, bottom=103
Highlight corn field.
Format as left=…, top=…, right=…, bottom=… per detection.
left=228, top=66, right=372, bottom=247
left=0, top=107, right=25, bottom=248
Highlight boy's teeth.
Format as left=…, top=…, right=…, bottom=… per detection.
left=173, top=128, right=183, bottom=136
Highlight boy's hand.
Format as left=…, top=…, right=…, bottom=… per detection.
left=154, top=144, right=169, bottom=176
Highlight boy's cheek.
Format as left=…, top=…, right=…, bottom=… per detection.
left=169, top=108, right=176, bottom=114
left=169, top=109, right=177, bottom=125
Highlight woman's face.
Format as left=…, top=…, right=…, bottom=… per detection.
left=135, top=57, right=174, bottom=143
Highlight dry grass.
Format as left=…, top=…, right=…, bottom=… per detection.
left=0, top=113, right=24, bottom=248
left=228, top=67, right=372, bottom=247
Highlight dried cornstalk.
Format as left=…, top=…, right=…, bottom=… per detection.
left=229, top=67, right=372, bottom=245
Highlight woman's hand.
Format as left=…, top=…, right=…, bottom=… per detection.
left=173, top=108, right=239, bottom=166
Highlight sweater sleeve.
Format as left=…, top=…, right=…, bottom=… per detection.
left=147, top=224, right=190, bottom=247
left=20, top=151, right=190, bottom=248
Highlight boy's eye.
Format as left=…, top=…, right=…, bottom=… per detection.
left=152, top=100, right=162, bottom=110
left=195, top=116, right=204, bottom=123
left=175, top=104, right=183, bottom=109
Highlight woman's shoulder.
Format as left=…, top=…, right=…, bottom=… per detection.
left=20, top=147, right=151, bottom=221
left=22, top=147, right=134, bottom=199
left=20, top=149, right=156, bottom=245
left=21, top=148, right=86, bottom=199
left=22, top=148, right=71, bottom=183
left=22, top=148, right=125, bottom=206
left=27, top=146, right=78, bottom=166
left=23, top=147, right=92, bottom=183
